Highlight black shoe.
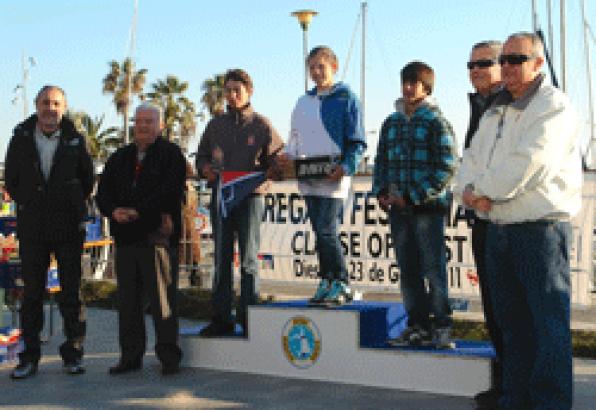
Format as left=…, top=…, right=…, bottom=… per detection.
left=474, top=388, right=500, bottom=409
left=10, top=362, right=38, bottom=380
left=199, top=321, right=235, bottom=337
left=161, top=363, right=180, bottom=376
left=108, top=360, right=142, bottom=375
left=63, top=359, right=85, bottom=375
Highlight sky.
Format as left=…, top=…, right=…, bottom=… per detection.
left=0, top=0, right=594, bottom=162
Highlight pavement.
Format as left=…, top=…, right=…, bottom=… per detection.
left=0, top=307, right=595, bottom=409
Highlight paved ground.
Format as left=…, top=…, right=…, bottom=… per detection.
left=1, top=308, right=596, bottom=409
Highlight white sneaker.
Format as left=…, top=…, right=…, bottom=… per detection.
left=433, top=327, right=455, bottom=349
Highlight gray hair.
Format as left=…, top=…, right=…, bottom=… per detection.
left=506, top=32, right=545, bottom=58
left=472, top=40, right=502, bottom=59
left=135, top=103, right=163, bottom=124
left=35, top=85, right=66, bottom=103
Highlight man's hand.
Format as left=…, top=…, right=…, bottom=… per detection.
left=202, top=163, right=218, bottom=183
left=112, top=207, right=139, bottom=223
left=463, top=188, right=493, bottom=212
left=327, top=165, right=345, bottom=182
left=159, top=213, right=173, bottom=236
left=475, top=197, right=493, bottom=212
left=462, top=188, right=477, bottom=208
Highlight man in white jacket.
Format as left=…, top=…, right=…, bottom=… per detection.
left=456, top=32, right=582, bottom=410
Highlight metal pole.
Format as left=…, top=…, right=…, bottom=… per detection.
left=547, top=0, right=554, bottom=63
left=531, top=0, right=539, bottom=32
left=124, top=0, right=138, bottom=145
left=303, top=28, right=308, bottom=92
left=560, top=0, right=566, bottom=92
left=361, top=2, right=366, bottom=127
left=22, top=52, right=28, bottom=120
left=581, top=0, right=595, bottom=152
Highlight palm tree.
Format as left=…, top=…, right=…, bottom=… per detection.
left=145, top=75, right=197, bottom=150
left=200, top=73, right=226, bottom=119
left=68, top=111, right=120, bottom=160
left=102, top=58, right=147, bottom=144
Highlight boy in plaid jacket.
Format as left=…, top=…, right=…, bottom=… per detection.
left=372, top=61, right=457, bottom=348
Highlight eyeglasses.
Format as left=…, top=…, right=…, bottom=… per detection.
left=466, top=59, right=497, bottom=70
left=498, top=54, right=533, bottom=65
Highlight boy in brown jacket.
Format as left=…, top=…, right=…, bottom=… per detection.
left=196, top=69, right=283, bottom=337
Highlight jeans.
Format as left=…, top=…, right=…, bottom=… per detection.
left=211, top=195, right=263, bottom=330
left=304, top=196, right=347, bottom=282
left=486, top=221, right=573, bottom=410
left=389, top=210, right=451, bottom=329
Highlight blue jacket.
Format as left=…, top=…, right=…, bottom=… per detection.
left=289, top=82, right=366, bottom=197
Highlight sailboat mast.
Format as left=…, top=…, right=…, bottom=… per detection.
left=581, top=0, right=595, bottom=151
left=547, top=0, right=554, bottom=62
left=531, top=0, right=539, bottom=31
left=560, top=0, right=566, bottom=92
left=361, top=2, right=367, bottom=127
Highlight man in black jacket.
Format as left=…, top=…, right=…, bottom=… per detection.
left=464, top=40, right=504, bottom=408
left=4, top=85, right=94, bottom=379
left=97, top=103, right=186, bottom=376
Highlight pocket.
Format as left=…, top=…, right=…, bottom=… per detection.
left=64, top=180, right=85, bottom=217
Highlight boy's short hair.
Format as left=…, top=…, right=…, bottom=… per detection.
left=307, top=46, right=338, bottom=66
left=224, top=68, right=253, bottom=94
left=401, top=61, right=435, bottom=95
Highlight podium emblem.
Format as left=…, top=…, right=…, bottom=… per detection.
left=282, top=316, right=321, bottom=369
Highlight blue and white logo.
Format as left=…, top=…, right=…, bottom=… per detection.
left=282, top=316, right=321, bottom=369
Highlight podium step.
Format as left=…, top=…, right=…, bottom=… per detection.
left=180, top=301, right=493, bottom=397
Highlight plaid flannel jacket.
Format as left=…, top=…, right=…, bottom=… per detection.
left=372, top=99, right=457, bottom=212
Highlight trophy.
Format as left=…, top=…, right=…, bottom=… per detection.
left=287, top=128, right=341, bottom=180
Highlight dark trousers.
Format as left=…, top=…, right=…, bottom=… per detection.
left=114, top=243, right=181, bottom=366
left=486, top=221, right=573, bottom=410
left=19, top=238, right=86, bottom=364
left=389, top=210, right=451, bottom=329
left=471, top=219, right=503, bottom=389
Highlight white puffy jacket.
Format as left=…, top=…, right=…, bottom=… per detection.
left=455, top=76, right=582, bottom=224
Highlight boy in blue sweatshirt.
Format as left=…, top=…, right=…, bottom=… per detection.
left=288, top=46, right=366, bottom=304
left=372, top=61, right=457, bottom=348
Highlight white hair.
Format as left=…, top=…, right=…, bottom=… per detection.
left=471, top=40, right=502, bottom=60
left=135, top=103, right=163, bottom=124
left=506, top=32, right=545, bottom=58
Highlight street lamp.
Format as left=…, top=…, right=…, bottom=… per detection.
left=291, top=9, right=318, bottom=92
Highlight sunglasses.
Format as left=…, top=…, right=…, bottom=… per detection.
left=467, top=59, right=497, bottom=70
left=498, top=54, right=533, bottom=65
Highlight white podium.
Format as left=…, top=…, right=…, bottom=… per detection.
left=180, top=301, right=492, bottom=397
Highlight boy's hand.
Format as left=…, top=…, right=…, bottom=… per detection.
left=202, top=164, right=218, bottom=183
left=388, top=194, right=407, bottom=209
left=377, top=194, right=391, bottom=212
left=266, top=153, right=289, bottom=180
left=327, top=165, right=345, bottom=182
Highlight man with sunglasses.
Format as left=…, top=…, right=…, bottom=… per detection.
left=456, top=32, right=581, bottom=410
left=465, top=40, right=504, bottom=409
